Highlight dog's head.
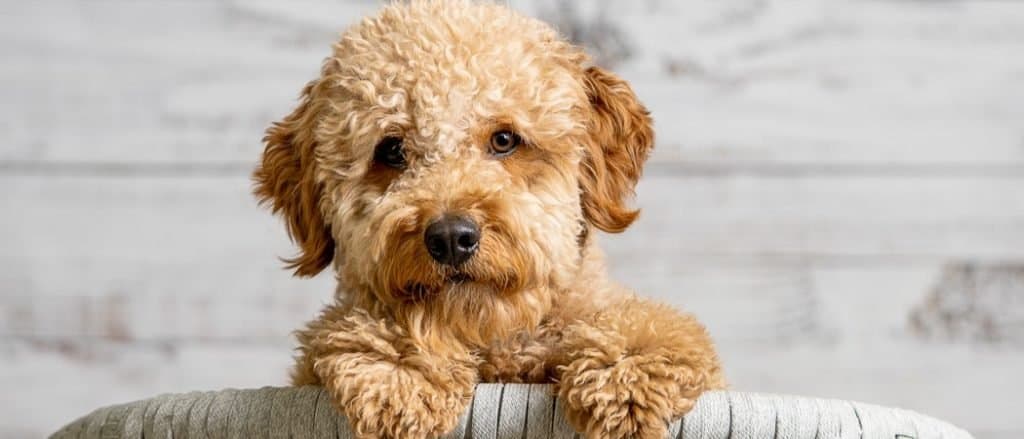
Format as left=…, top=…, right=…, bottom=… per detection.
left=254, top=0, right=652, bottom=343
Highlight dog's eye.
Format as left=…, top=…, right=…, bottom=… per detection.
left=373, top=137, right=406, bottom=169
left=489, top=130, right=521, bottom=156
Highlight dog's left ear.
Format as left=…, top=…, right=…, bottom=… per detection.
left=253, top=80, right=335, bottom=277
left=579, top=66, right=654, bottom=233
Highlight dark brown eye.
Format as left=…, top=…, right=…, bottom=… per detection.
left=373, top=137, right=406, bottom=168
left=489, top=130, right=521, bottom=156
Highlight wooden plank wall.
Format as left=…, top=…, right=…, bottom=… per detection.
left=2, top=1, right=1023, bottom=437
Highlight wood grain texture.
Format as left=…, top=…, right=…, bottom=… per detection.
left=909, top=263, right=1024, bottom=346
left=4, top=173, right=1022, bottom=297
left=4, top=173, right=1023, bottom=339
left=1, top=1, right=1021, bottom=168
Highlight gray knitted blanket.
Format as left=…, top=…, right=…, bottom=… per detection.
left=50, top=384, right=973, bottom=438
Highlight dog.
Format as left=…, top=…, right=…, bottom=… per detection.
left=253, top=1, right=725, bottom=437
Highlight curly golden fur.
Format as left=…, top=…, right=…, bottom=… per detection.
left=253, top=1, right=725, bottom=437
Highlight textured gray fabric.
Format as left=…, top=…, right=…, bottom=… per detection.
left=472, top=383, right=503, bottom=439
left=496, top=383, right=529, bottom=439
left=50, top=385, right=974, bottom=439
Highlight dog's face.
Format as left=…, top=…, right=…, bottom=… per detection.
left=254, top=0, right=653, bottom=343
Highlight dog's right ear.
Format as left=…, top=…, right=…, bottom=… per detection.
left=253, top=80, right=335, bottom=277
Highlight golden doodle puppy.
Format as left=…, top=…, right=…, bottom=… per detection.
left=254, top=1, right=724, bottom=437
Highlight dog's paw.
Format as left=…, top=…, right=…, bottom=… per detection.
left=558, top=354, right=702, bottom=439
left=326, top=365, right=472, bottom=439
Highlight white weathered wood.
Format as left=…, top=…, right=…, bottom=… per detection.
left=0, top=1, right=346, bottom=163
left=618, top=174, right=1024, bottom=260
left=5, top=173, right=1022, bottom=264
left=605, top=1, right=1024, bottom=168
left=4, top=174, right=1023, bottom=340
left=3, top=260, right=812, bottom=343
left=0, top=261, right=946, bottom=349
left=0, top=174, right=336, bottom=340
left=908, top=263, right=1024, bottom=346
left=1, top=1, right=1022, bottom=167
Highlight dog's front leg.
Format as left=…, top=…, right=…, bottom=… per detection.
left=293, top=307, right=478, bottom=439
left=557, top=297, right=725, bottom=439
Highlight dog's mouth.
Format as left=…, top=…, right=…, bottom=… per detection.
left=446, top=272, right=474, bottom=284
left=399, top=270, right=524, bottom=296
left=400, top=272, right=475, bottom=300
left=395, top=265, right=523, bottom=303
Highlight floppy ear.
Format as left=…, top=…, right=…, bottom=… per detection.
left=253, top=80, right=335, bottom=277
left=579, top=66, right=655, bottom=233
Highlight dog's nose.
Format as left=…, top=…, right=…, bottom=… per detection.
left=424, top=216, right=480, bottom=267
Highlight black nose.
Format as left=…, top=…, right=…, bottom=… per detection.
left=424, top=216, right=480, bottom=266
